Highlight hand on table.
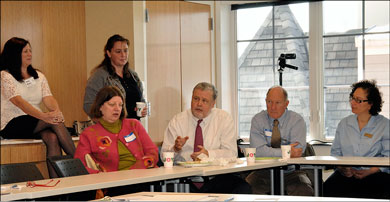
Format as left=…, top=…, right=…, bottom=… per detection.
left=174, top=136, right=189, bottom=152
left=290, top=142, right=303, bottom=158
left=191, top=145, right=209, bottom=161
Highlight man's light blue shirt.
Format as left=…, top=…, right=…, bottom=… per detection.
left=331, top=114, right=390, bottom=173
left=249, top=109, right=307, bottom=157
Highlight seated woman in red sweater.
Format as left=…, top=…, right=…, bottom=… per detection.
left=75, top=86, right=158, bottom=174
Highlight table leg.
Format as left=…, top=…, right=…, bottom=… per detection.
left=174, top=183, right=178, bottom=192
left=179, top=183, right=184, bottom=192
left=185, top=183, right=190, bottom=193
left=161, top=181, right=167, bottom=192
left=150, top=184, right=154, bottom=192
left=270, top=169, right=274, bottom=195
left=271, top=168, right=281, bottom=195
left=280, top=169, right=284, bottom=195
left=313, top=167, right=323, bottom=196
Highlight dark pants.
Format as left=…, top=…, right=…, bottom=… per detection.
left=246, top=169, right=314, bottom=196
left=191, top=174, right=252, bottom=194
left=324, top=170, right=390, bottom=199
left=106, top=183, right=151, bottom=197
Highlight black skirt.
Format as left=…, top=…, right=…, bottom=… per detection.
left=0, top=115, right=41, bottom=139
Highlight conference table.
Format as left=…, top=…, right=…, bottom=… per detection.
left=107, top=191, right=389, bottom=201
left=198, top=158, right=287, bottom=195
left=1, top=158, right=287, bottom=201
left=2, top=156, right=388, bottom=200
left=286, top=156, right=390, bottom=197
left=0, top=166, right=202, bottom=201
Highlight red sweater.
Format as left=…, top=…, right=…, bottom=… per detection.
left=74, top=119, right=158, bottom=174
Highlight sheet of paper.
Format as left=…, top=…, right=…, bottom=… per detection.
left=123, top=194, right=213, bottom=201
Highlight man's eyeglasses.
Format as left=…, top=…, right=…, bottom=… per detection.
left=349, top=97, right=369, bottom=104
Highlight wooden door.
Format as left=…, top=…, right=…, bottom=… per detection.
left=146, top=1, right=182, bottom=142
left=180, top=2, right=212, bottom=109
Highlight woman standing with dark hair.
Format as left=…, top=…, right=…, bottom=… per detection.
left=324, top=80, right=389, bottom=199
left=0, top=37, right=75, bottom=178
left=83, top=34, right=147, bottom=120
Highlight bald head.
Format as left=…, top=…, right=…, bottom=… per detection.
left=266, top=86, right=288, bottom=101
left=266, top=86, right=289, bottom=119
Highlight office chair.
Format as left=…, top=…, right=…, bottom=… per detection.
left=303, top=143, right=316, bottom=157
left=1, top=162, right=44, bottom=184
left=47, top=157, right=89, bottom=177
left=47, top=156, right=94, bottom=200
left=301, top=142, right=317, bottom=194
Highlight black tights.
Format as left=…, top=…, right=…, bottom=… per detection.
left=33, top=121, right=76, bottom=178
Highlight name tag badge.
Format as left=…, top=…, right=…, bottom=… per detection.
left=264, top=129, right=272, bottom=137
left=364, top=133, right=373, bottom=138
left=124, top=132, right=136, bottom=143
left=24, top=77, right=36, bottom=88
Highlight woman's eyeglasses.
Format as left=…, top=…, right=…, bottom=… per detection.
left=349, top=97, right=369, bottom=104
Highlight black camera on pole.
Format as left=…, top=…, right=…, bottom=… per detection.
left=278, top=53, right=298, bottom=86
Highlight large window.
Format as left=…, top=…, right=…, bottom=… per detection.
left=323, top=1, right=390, bottom=138
left=235, top=1, right=389, bottom=140
left=237, top=3, right=309, bottom=138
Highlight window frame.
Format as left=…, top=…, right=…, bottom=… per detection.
left=234, top=1, right=389, bottom=141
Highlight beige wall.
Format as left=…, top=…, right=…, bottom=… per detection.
left=85, top=1, right=134, bottom=77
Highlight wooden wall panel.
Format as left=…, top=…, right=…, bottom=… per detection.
left=1, top=1, right=44, bottom=79
left=146, top=1, right=182, bottom=142
left=180, top=2, right=212, bottom=109
left=0, top=146, right=11, bottom=164
left=41, top=1, right=87, bottom=126
left=85, top=1, right=134, bottom=77
left=9, top=144, right=46, bottom=163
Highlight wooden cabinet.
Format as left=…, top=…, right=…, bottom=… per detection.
left=146, top=1, right=211, bottom=142
left=1, top=139, right=79, bottom=179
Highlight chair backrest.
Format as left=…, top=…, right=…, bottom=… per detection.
left=48, top=158, right=89, bottom=177
left=302, top=142, right=316, bottom=157
left=1, top=162, right=44, bottom=184
left=47, top=154, right=73, bottom=162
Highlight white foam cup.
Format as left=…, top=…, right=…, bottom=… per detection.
left=281, top=145, right=291, bottom=160
left=163, top=152, right=174, bottom=168
left=136, top=102, right=146, bottom=117
left=245, top=148, right=256, bottom=163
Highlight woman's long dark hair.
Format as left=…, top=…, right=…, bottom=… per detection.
left=92, top=34, right=131, bottom=78
left=0, top=37, right=38, bottom=81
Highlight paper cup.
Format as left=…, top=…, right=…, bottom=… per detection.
left=136, top=102, right=146, bottom=117
left=162, top=152, right=174, bottom=168
left=281, top=145, right=291, bottom=160
left=245, top=148, right=256, bottom=163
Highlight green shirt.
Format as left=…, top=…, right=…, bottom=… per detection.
left=99, top=118, right=136, bottom=170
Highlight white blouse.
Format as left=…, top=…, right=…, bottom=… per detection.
left=1, top=70, right=52, bottom=130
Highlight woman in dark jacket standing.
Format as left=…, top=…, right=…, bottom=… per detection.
left=83, top=34, right=147, bottom=120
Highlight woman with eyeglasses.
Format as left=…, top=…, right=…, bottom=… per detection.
left=324, top=80, right=389, bottom=199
